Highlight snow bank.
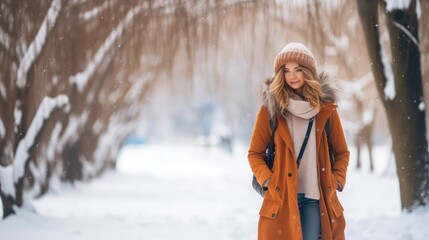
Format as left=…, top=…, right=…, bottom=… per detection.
left=1, top=144, right=428, bottom=239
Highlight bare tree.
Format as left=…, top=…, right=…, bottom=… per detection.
left=0, top=0, right=277, bottom=218
left=2, top=0, right=424, bottom=218
left=356, top=0, right=428, bottom=211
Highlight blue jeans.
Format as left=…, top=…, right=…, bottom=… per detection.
left=298, top=193, right=321, bottom=240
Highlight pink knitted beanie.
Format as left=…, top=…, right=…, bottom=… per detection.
left=273, top=43, right=317, bottom=76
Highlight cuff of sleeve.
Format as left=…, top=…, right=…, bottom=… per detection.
left=263, top=178, right=271, bottom=191
left=336, top=180, right=343, bottom=192
left=257, top=170, right=273, bottom=187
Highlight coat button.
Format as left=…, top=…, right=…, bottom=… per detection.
left=276, top=187, right=280, bottom=192
left=321, top=168, right=325, bottom=171
left=288, top=172, right=292, bottom=177
left=271, top=213, right=276, bottom=218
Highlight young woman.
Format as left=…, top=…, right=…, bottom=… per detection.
left=248, top=43, right=350, bottom=240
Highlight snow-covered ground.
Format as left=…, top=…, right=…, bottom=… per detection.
left=1, top=143, right=429, bottom=239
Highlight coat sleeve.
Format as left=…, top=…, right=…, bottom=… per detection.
left=248, top=106, right=273, bottom=187
left=329, top=108, right=350, bottom=190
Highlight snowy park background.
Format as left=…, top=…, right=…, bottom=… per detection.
left=1, top=143, right=429, bottom=239
left=1, top=0, right=429, bottom=239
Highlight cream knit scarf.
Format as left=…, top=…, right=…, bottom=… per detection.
left=285, top=97, right=320, bottom=200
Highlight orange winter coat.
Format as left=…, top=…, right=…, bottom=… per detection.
left=248, top=103, right=349, bottom=240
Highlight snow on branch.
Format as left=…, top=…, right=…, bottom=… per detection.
left=385, top=0, right=411, bottom=11
left=379, top=38, right=395, bottom=100
left=79, top=1, right=113, bottom=22
left=0, top=95, right=69, bottom=198
left=340, top=71, right=373, bottom=94
left=0, top=165, right=13, bottom=198
left=15, top=0, right=62, bottom=89
left=57, top=112, right=89, bottom=149
left=69, top=5, right=143, bottom=92
left=125, top=73, right=153, bottom=101
left=0, top=26, right=11, bottom=50
left=69, top=0, right=87, bottom=5
left=13, top=94, right=69, bottom=178
left=83, top=114, right=134, bottom=178
left=0, top=117, right=5, bottom=138
left=0, top=81, right=6, bottom=99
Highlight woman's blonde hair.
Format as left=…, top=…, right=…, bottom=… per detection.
left=269, top=65, right=325, bottom=115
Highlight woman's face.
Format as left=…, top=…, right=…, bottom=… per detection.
left=284, top=62, right=305, bottom=94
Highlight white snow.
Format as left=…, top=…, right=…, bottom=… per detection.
left=69, top=5, right=143, bottom=92
left=0, top=25, right=11, bottom=50
left=0, top=165, right=14, bottom=200
left=0, top=80, right=6, bottom=99
left=325, top=46, right=337, bottom=56
left=14, top=102, right=22, bottom=131
left=327, top=34, right=349, bottom=51
left=23, top=122, right=64, bottom=200
left=362, top=110, right=374, bottom=125
left=85, top=114, right=135, bottom=179
left=0, top=95, right=69, bottom=198
left=79, top=1, right=111, bottom=21
left=385, top=0, right=410, bottom=11
left=0, top=117, right=5, bottom=138
left=57, top=112, right=89, bottom=149
left=380, top=39, right=395, bottom=100
left=92, top=119, right=103, bottom=134
left=1, top=143, right=429, bottom=239
left=416, top=0, right=421, bottom=18
left=419, top=101, right=425, bottom=111
left=46, top=122, right=63, bottom=163
left=125, top=73, right=153, bottom=101
left=16, top=0, right=62, bottom=88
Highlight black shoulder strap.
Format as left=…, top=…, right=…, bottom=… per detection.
left=324, top=118, right=335, bottom=165
left=266, top=117, right=277, bottom=169
left=324, top=118, right=330, bottom=136
left=268, top=117, right=277, bottom=148
left=296, top=117, right=314, bottom=167
left=269, top=117, right=277, bottom=137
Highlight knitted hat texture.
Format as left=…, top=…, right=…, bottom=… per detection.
left=273, top=43, right=317, bottom=76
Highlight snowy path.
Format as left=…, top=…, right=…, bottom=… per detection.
left=1, top=144, right=429, bottom=239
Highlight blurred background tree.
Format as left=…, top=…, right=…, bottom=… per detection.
left=357, top=0, right=428, bottom=211
left=0, top=0, right=428, bottom=217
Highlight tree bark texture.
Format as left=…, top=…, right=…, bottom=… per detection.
left=357, top=0, right=429, bottom=210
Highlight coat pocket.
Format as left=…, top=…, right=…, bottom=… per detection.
left=259, top=199, right=281, bottom=219
left=330, top=172, right=338, bottom=190
left=330, top=194, right=344, bottom=218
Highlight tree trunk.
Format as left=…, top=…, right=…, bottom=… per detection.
left=356, top=0, right=429, bottom=211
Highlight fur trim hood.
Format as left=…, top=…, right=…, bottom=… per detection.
left=260, top=72, right=339, bottom=118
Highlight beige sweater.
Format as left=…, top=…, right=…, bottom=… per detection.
left=285, top=98, right=320, bottom=200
